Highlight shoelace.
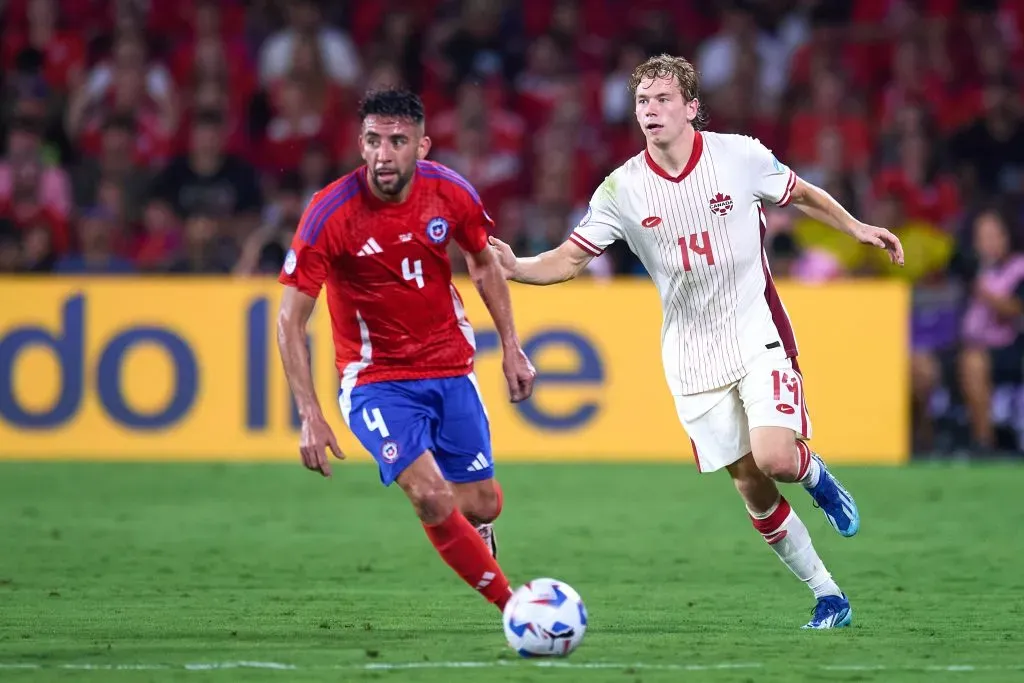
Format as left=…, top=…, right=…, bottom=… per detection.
left=810, top=597, right=840, bottom=623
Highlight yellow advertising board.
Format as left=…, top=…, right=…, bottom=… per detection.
left=0, top=278, right=908, bottom=463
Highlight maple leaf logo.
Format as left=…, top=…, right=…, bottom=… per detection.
left=709, top=192, right=734, bottom=217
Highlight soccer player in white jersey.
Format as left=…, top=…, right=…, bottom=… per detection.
left=488, top=55, right=905, bottom=629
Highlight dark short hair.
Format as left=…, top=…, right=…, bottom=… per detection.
left=103, top=113, right=136, bottom=134
left=0, top=217, right=16, bottom=240
left=193, top=108, right=225, bottom=128
left=974, top=201, right=1022, bottom=252
left=357, top=88, right=425, bottom=125
left=278, top=170, right=304, bottom=194
left=8, top=115, right=42, bottom=136
left=14, top=47, right=44, bottom=73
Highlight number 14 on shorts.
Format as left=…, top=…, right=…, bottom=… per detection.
left=772, top=369, right=801, bottom=414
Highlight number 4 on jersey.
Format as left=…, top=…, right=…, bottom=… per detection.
left=678, top=232, right=716, bottom=272
left=402, top=257, right=424, bottom=288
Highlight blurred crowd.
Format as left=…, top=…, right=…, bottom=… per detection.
left=1, top=0, right=1024, bottom=454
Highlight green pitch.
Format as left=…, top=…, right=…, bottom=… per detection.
left=1, top=461, right=1023, bottom=682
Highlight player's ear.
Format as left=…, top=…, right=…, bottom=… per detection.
left=357, top=131, right=370, bottom=163
left=417, top=135, right=432, bottom=160
left=686, top=98, right=700, bottom=124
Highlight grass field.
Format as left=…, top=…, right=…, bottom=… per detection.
left=2, top=461, right=1023, bottom=682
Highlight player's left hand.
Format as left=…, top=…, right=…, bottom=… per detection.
left=854, top=223, right=904, bottom=266
left=502, top=345, right=536, bottom=402
left=299, top=414, right=344, bottom=478
left=487, top=236, right=518, bottom=280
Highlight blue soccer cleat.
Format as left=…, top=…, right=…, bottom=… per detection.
left=805, top=454, right=860, bottom=537
left=802, top=594, right=853, bottom=629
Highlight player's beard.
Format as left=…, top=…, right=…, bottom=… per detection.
left=372, top=167, right=413, bottom=198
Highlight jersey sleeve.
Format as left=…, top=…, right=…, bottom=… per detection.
left=747, top=137, right=797, bottom=207
left=278, top=195, right=334, bottom=298
left=453, top=185, right=494, bottom=254
left=569, top=174, right=623, bottom=256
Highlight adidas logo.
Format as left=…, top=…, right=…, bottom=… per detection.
left=475, top=571, right=495, bottom=590
left=466, top=452, right=489, bottom=472
left=357, top=238, right=384, bottom=256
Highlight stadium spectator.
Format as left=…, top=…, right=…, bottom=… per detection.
left=65, top=30, right=177, bottom=168
left=696, top=0, right=788, bottom=106
left=363, top=9, right=426, bottom=93
left=234, top=172, right=306, bottom=276
left=260, top=78, right=333, bottom=176
left=949, top=75, right=1024, bottom=203
left=53, top=205, right=134, bottom=274
left=165, top=206, right=237, bottom=274
left=2, top=0, right=86, bottom=94
left=0, top=218, right=21, bottom=272
left=0, top=115, right=71, bottom=256
left=149, top=109, right=262, bottom=238
left=440, top=0, right=523, bottom=89
left=258, top=0, right=362, bottom=90
left=958, top=207, right=1024, bottom=452
left=126, top=198, right=179, bottom=271
left=70, top=114, right=151, bottom=223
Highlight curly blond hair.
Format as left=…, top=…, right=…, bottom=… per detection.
left=628, top=54, right=708, bottom=131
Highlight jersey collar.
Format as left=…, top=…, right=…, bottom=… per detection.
left=644, top=130, right=703, bottom=183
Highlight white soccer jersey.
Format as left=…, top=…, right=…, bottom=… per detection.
left=570, top=131, right=799, bottom=395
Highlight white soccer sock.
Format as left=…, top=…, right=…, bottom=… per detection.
left=795, top=440, right=821, bottom=488
left=749, top=497, right=841, bottom=600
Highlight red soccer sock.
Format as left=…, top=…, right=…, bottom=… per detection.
left=423, top=508, right=512, bottom=611
left=795, top=440, right=812, bottom=481
left=795, top=440, right=822, bottom=487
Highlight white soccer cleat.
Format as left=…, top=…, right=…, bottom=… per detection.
left=476, top=523, right=498, bottom=558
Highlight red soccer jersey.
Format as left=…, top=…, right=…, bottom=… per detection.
left=278, top=160, right=493, bottom=388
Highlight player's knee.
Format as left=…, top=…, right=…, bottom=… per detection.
left=749, top=427, right=802, bottom=482
left=754, top=445, right=801, bottom=482
left=405, top=480, right=456, bottom=525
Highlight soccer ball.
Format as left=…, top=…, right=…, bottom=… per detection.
left=502, top=578, right=587, bottom=657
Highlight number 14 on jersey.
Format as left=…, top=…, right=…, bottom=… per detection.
left=678, top=232, right=716, bottom=272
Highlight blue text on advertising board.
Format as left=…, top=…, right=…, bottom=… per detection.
left=0, top=278, right=909, bottom=463
left=0, top=294, right=601, bottom=434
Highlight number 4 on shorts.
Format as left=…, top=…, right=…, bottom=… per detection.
left=363, top=407, right=390, bottom=437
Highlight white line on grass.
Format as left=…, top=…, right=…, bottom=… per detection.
left=1, top=661, right=1023, bottom=673
left=823, top=664, right=1024, bottom=673
left=185, top=662, right=297, bottom=670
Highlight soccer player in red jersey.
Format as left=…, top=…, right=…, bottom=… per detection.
left=277, top=89, right=535, bottom=613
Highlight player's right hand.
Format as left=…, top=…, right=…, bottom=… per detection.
left=487, top=236, right=517, bottom=280
left=299, top=415, right=344, bottom=477
left=503, top=346, right=536, bottom=403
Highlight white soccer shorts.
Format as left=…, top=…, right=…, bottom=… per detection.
left=673, top=346, right=812, bottom=473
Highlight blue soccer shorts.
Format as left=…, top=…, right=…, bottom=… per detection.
left=338, top=374, right=493, bottom=486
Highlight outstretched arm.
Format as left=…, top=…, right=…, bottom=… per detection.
left=487, top=237, right=594, bottom=285
left=277, top=286, right=342, bottom=476
left=789, top=177, right=905, bottom=267
left=463, top=245, right=536, bottom=402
